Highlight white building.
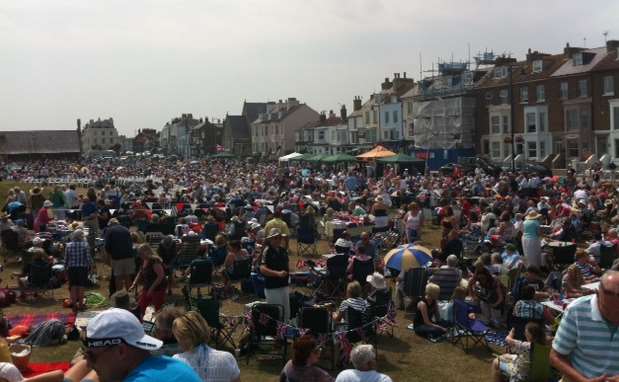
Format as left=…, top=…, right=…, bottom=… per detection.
left=80, top=117, right=121, bottom=156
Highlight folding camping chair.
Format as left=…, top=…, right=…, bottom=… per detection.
left=297, top=226, right=318, bottom=257
left=247, top=303, right=287, bottom=364
left=351, top=257, right=374, bottom=288
left=299, top=306, right=336, bottom=370
left=342, top=307, right=378, bottom=355
left=452, top=299, right=491, bottom=353
left=192, top=297, right=236, bottom=350
left=145, top=232, right=165, bottom=248
left=550, top=244, right=576, bottom=268
left=310, top=254, right=348, bottom=301
left=183, top=258, right=213, bottom=299
left=599, top=243, right=617, bottom=269
left=403, top=267, right=428, bottom=300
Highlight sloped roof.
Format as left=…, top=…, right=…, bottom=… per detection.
left=476, top=54, right=566, bottom=88
left=552, top=47, right=607, bottom=77
left=242, top=102, right=267, bottom=125
left=224, top=115, right=250, bottom=139
left=0, top=130, right=81, bottom=155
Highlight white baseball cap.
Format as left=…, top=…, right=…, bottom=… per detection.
left=85, top=308, right=162, bottom=351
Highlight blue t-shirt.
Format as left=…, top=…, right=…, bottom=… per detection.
left=124, top=356, right=202, bottom=382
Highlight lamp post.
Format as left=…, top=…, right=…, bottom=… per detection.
left=508, top=65, right=516, bottom=172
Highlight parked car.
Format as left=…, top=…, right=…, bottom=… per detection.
left=438, top=157, right=502, bottom=177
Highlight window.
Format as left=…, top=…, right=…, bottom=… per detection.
left=502, top=115, right=510, bottom=134
left=538, top=111, right=546, bottom=132
left=384, top=111, right=390, bottom=124
left=491, top=142, right=501, bottom=158
left=532, top=60, right=543, bottom=73
left=372, top=111, right=377, bottom=124
left=579, top=79, right=588, bottom=97
left=615, top=139, right=619, bottom=158
left=573, top=53, right=583, bottom=66
left=516, top=143, right=524, bottom=155
left=490, top=116, right=500, bottom=134
left=392, top=130, right=399, bottom=140
left=485, top=91, right=494, bottom=101
left=494, top=67, right=508, bottom=79
left=614, top=106, right=619, bottom=130
left=365, top=112, right=370, bottom=124
left=483, top=140, right=490, bottom=155
left=567, top=140, right=579, bottom=158
left=526, top=112, right=536, bottom=133
left=331, top=131, right=336, bottom=141
left=560, top=82, right=568, bottom=99
left=408, top=122, right=414, bottom=138
left=504, top=142, right=511, bottom=156
left=566, top=109, right=579, bottom=130
left=499, top=89, right=508, bottom=100
left=383, top=131, right=388, bottom=140
left=393, top=110, right=398, bottom=123
left=407, top=102, right=413, bottom=114
left=527, top=142, right=537, bottom=158
left=318, top=131, right=325, bottom=140
left=520, top=87, right=528, bottom=103
left=603, top=76, right=615, bottom=96
left=539, top=141, right=546, bottom=158
left=536, top=85, right=545, bottom=103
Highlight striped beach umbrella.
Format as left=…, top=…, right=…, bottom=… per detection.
left=383, top=244, right=433, bottom=272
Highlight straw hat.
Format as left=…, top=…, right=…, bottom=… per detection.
left=366, top=272, right=387, bottom=290
left=525, top=210, right=541, bottom=220
left=266, top=228, right=283, bottom=239
left=110, top=290, right=137, bottom=311
left=29, top=187, right=42, bottom=196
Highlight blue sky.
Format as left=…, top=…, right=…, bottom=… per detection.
left=1, top=0, right=617, bottom=135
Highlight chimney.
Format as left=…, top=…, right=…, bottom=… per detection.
left=76, top=118, right=81, bottom=130
left=607, top=40, right=619, bottom=53
left=381, top=77, right=392, bottom=90
left=564, top=42, right=584, bottom=56
left=403, top=72, right=406, bottom=78
left=319, top=112, right=326, bottom=123
left=329, top=110, right=336, bottom=119
left=353, top=96, right=362, bottom=111
left=340, top=104, right=347, bottom=121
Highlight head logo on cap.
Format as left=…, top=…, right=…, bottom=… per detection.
left=86, top=308, right=162, bottom=351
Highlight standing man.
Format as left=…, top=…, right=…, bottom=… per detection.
left=104, top=218, right=135, bottom=292
left=84, top=308, right=201, bottom=382
left=260, top=228, right=290, bottom=321
left=550, top=271, right=619, bottom=381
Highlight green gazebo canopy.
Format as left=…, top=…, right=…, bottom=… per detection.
left=377, top=153, right=423, bottom=163
left=321, top=153, right=357, bottom=163
left=210, top=152, right=237, bottom=159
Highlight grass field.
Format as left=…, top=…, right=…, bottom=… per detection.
left=0, top=181, right=494, bottom=381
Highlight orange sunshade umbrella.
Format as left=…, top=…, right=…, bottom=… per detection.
left=356, top=145, right=397, bottom=160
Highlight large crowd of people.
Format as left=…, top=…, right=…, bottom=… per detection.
left=1, top=155, right=619, bottom=382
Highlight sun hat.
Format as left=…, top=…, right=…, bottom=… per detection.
left=266, top=228, right=283, bottom=239
left=525, top=210, right=541, bottom=220
left=43, top=200, right=53, bottom=208
left=334, top=238, right=352, bottom=248
left=85, top=308, right=162, bottom=351
left=366, top=272, right=387, bottom=290
left=109, top=291, right=137, bottom=311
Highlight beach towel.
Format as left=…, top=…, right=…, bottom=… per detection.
left=5, top=312, right=76, bottom=330
left=21, top=362, right=70, bottom=377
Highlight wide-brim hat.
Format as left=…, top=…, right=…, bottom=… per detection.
left=266, top=228, right=283, bottom=239
left=334, top=238, right=352, bottom=248
left=43, top=200, right=53, bottom=208
left=29, top=187, right=42, bottom=195
left=109, top=291, right=137, bottom=310
left=526, top=210, right=541, bottom=220
left=366, top=272, right=387, bottom=290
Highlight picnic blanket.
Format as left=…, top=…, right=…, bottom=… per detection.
left=21, top=362, right=71, bottom=377
left=5, top=312, right=76, bottom=329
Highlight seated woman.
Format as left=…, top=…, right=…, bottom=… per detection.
left=562, top=250, right=597, bottom=298
left=346, top=246, right=372, bottom=280
left=491, top=322, right=548, bottom=382
left=223, top=240, right=250, bottom=281
left=366, top=272, right=391, bottom=310
left=172, top=311, right=240, bottom=382
left=279, top=335, right=334, bottom=382
left=17, top=248, right=52, bottom=292
left=468, top=263, right=505, bottom=326
left=332, top=281, right=369, bottom=331
left=413, top=283, right=447, bottom=340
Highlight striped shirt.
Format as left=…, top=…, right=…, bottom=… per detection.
left=552, top=294, right=619, bottom=378
left=65, top=241, right=92, bottom=268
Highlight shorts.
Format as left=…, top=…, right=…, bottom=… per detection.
left=68, top=267, right=89, bottom=287
left=111, top=258, right=136, bottom=277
